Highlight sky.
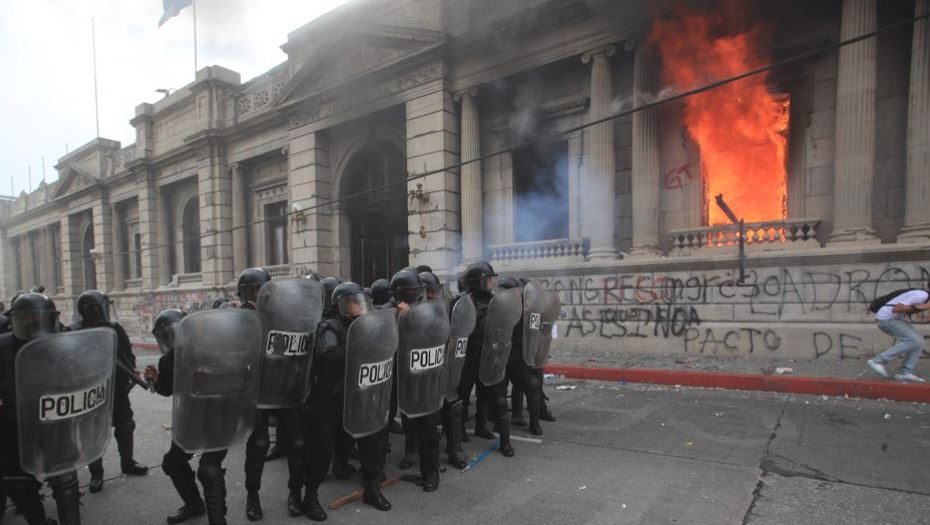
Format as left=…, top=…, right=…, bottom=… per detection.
left=0, top=0, right=352, bottom=197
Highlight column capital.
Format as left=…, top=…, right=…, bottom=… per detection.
left=581, top=45, right=615, bottom=64
left=453, top=86, right=479, bottom=103
left=229, top=162, right=247, bottom=177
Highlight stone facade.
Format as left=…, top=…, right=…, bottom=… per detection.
left=2, top=0, right=929, bottom=362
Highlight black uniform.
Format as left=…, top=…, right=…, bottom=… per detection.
left=303, top=316, right=391, bottom=520
left=0, top=333, right=50, bottom=525
left=70, top=320, right=143, bottom=481
left=440, top=295, right=471, bottom=469
left=156, top=349, right=230, bottom=525
left=504, top=315, right=542, bottom=434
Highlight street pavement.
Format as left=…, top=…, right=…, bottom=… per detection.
left=4, top=361, right=929, bottom=524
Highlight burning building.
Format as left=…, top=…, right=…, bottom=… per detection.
left=1, top=0, right=929, bottom=362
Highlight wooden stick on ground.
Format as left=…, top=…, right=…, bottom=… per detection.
left=328, top=476, right=401, bottom=510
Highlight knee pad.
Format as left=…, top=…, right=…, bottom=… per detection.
left=249, top=433, right=270, bottom=454
left=162, top=453, right=185, bottom=478
left=197, top=464, right=224, bottom=485
left=290, top=435, right=306, bottom=455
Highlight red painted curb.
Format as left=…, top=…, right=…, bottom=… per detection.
left=544, top=364, right=930, bottom=403
left=133, top=342, right=159, bottom=351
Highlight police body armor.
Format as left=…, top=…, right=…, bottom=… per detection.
left=15, top=328, right=117, bottom=479
left=535, top=291, right=562, bottom=369
left=478, top=287, right=523, bottom=386
left=521, top=280, right=547, bottom=367
left=442, top=295, right=477, bottom=402
left=173, top=309, right=264, bottom=453
left=343, top=308, right=398, bottom=438
left=396, top=300, right=450, bottom=418
left=255, top=277, right=323, bottom=409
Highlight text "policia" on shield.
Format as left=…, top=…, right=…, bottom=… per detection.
left=39, top=381, right=108, bottom=422
left=410, top=345, right=445, bottom=372
left=454, top=338, right=467, bottom=358
left=266, top=330, right=312, bottom=356
left=358, top=357, right=393, bottom=388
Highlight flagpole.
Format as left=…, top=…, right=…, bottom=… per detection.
left=192, top=0, right=198, bottom=75
left=92, top=18, right=100, bottom=138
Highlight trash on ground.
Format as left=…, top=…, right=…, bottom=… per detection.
left=714, top=412, right=724, bottom=417
left=775, top=367, right=793, bottom=375
left=883, top=413, right=892, bottom=420
left=556, top=385, right=577, bottom=391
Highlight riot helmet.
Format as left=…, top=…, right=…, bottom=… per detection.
left=152, top=309, right=186, bottom=354
left=332, top=282, right=372, bottom=319
left=237, top=267, right=272, bottom=306
left=415, top=265, right=433, bottom=274
left=321, top=277, right=343, bottom=314
left=390, top=269, right=424, bottom=305
left=497, top=276, right=522, bottom=290
left=304, top=272, right=321, bottom=282
left=211, top=297, right=229, bottom=309
left=370, top=279, right=391, bottom=306
left=418, top=271, right=443, bottom=301
left=460, top=260, right=498, bottom=294
left=76, top=290, right=112, bottom=326
left=10, top=292, right=59, bottom=341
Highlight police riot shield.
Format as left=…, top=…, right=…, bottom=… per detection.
left=256, top=277, right=323, bottom=409
left=343, top=308, right=398, bottom=438
left=478, top=287, right=523, bottom=386
left=397, top=300, right=450, bottom=418
left=15, top=328, right=117, bottom=479
left=522, top=280, right=547, bottom=367
left=535, top=291, right=562, bottom=369
left=173, top=309, right=264, bottom=453
left=443, top=295, right=477, bottom=402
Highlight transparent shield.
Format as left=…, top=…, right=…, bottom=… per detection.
left=478, top=287, right=523, bottom=386
left=396, top=300, right=450, bottom=417
left=522, top=280, right=547, bottom=367
left=16, top=328, right=117, bottom=479
left=443, top=295, right=477, bottom=402
left=535, top=291, right=562, bottom=369
left=343, top=308, right=398, bottom=438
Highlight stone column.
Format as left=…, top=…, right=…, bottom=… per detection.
left=137, top=170, right=160, bottom=289
left=830, top=0, right=879, bottom=243
left=21, top=232, right=36, bottom=288
left=92, top=200, right=114, bottom=291
left=405, top=89, right=461, bottom=274
left=112, top=203, right=125, bottom=290
left=41, top=226, right=56, bottom=292
left=231, top=163, right=249, bottom=274
left=582, top=45, right=618, bottom=259
left=59, top=215, right=80, bottom=296
left=899, top=0, right=930, bottom=242
left=630, top=42, right=662, bottom=256
left=288, top=131, right=336, bottom=277
left=157, top=186, right=172, bottom=284
left=455, top=87, right=482, bottom=261
left=196, top=143, right=233, bottom=286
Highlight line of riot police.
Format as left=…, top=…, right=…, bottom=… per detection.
left=0, top=259, right=560, bottom=525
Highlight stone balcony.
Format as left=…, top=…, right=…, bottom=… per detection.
left=489, top=238, right=588, bottom=264
left=667, top=217, right=821, bottom=256
left=265, top=263, right=294, bottom=278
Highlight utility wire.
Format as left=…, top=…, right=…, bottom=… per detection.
left=28, top=12, right=930, bottom=262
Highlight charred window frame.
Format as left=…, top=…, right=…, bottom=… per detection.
left=264, top=201, right=288, bottom=266
left=512, top=141, right=570, bottom=242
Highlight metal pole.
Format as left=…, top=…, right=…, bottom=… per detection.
left=737, top=219, right=746, bottom=284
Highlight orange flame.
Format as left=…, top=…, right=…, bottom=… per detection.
left=650, top=6, right=788, bottom=225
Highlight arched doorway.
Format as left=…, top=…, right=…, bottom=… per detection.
left=341, top=141, right=408, bottom=284
left=81, top=224, right=97, bottom=290
left=181, top=197, right=201, bottom=273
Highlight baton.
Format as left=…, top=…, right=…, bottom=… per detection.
left=328, top=476, right=400, bottom=510
left=115, top=359, right=151, bottom=390
left=461, top=440, right=500, bottom=472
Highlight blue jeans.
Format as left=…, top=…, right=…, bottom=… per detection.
left=876, top=319, right=925, bottom=374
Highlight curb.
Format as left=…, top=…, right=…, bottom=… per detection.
left=544, top=364, right=930, bottom=403
left=133, top=342, right=159, bottom=352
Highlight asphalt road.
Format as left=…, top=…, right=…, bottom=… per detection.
left=4, top=364, right=929, bottom=524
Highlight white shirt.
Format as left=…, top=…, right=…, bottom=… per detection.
left=875, top=289, right=930, bottom=321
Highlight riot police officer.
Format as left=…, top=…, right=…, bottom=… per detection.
left=320, top=277, right=343, bottom=319
left=144, top=309, right=230, bottom=525
left=71, top=290, right=148, bottom=493
left=0, top=293, right=76, bottom=524
left=303, top=282, right=392, bottom=521
left=370, top=278, right=391, bottom=307
left=390, top=269, right=426, bottom=471
left=457, top=261, right=516, bottom=457
left=499, top=277, right=543, bottom=435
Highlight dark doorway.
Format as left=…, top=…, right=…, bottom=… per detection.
left=342, top=141, right=408, bottom=285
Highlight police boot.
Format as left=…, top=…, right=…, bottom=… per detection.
left=167, top=504, right=206, bottom=524
left=497, top=415, right=515, bottom=457
left=460, top=403, right=470, bottom=442
left=49, top=471, right=81, bottom=525
left=539, top=391, right=556, bottom=422
left=398, top=420, right=419, bottom=470
left=361, top=478, right=391, bottom=511
left=4, top=478, right=49, bottom=525
left=510, top=391, right=527, bottom=427
left=197, top=465, right=227, bottom=525
left=420, top=457, right=440, bottom=493
left=445, top=401, right=468, bottom=469
left=115, top=421, right=148, bottom=476
left=473, top=402, right=494, bottom=439
left=527, top=390, right=543, bottom=436
left=245, top=491, right=262, bottom=521
left=302, top=483, right=327, bottom=522
left=87, top=459, right=104, bottom=493
left=287, top=489, right=303, bottom=517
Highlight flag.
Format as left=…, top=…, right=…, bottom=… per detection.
left=158, top=0, right=193, bottom=27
